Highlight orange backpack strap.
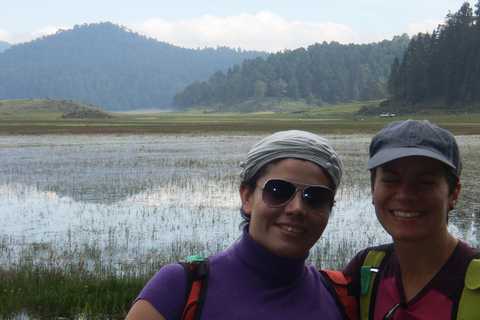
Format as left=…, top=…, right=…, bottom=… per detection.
left=320, top=270, right=358, bottom=320
left=180, top=255, right=210, bottom=320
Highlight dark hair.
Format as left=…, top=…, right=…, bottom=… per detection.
left=239, top=160, right=279, bottom=223
left=239, top=158, right=335, bottom=223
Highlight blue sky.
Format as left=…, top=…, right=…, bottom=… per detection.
left=0, top=0, right=470, bottom=52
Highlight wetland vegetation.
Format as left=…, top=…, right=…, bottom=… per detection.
left=1, top=106, right=480, bottom=319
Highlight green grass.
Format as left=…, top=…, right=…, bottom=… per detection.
left=1, top=101, right=479, bottom=135
left=0, top=262, right=147, bottom=319
left=1, top=243, right=354, bottom=319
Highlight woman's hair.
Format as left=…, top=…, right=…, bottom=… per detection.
left=239, top=130, right=343, bottom=193
left=239, top=160, right=275, bottom=222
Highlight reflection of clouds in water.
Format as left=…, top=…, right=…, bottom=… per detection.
left=37, top=190, right=61, bottom=200
left=2, top=134, right=479, bottom=272
left=0, top=184, right=78, bottom=256
left=0, top=181, right=243, bottom=268
left=125, top=183, right=239, bottom=209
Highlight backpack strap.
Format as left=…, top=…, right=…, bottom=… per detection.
left=359, top=243, right=394, bottom=320
left=180, top=255, right=210, bottom=320
left=454, top=252, right=480, bottom=320
left=320, top=270, right=358, bottom=320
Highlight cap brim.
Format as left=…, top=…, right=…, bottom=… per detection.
left=366, top=147, right=456, bottom=170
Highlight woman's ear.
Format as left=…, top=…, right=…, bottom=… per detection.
left=449, top=182, right=461, bottom=208
left=239, top=184, right=254, bottom=215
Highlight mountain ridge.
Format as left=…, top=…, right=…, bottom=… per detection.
left=0, top=22, right=268, bottom=111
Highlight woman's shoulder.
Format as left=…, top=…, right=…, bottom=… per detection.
left=135, top=263, right=188, bottom=319
left=138, top=262, right=187, bottom=298
left=455, top=240, right=480, bottom=266
left=151, top=263, right=186, bottom=282
left=457, top=239, right=480, bottom=255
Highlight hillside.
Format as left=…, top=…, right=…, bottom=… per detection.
left=0, top=98, right=114, bottom=118
left=0, top=41, right=10, bottom=53
left=174, top=35, right=411, bottom=112
left=0, top=22, right=268, bottom=111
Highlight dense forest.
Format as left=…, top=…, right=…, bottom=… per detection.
left=388, top=1, right=480, bottom=112
left=0, top=22, right=268, bottom=111
left=173, top=35, right=411, bottom=111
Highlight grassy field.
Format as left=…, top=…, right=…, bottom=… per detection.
left=1, top=99, right=480, bottom=135
left=1, top=263, right=146, bottom=319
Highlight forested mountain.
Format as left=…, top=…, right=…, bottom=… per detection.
left=173, top=35, right=410, bottom=111
left=388, top=1, right=480, bottom=112
left=0, top=41, right=10, bottom=53
left=0, top=22, right=268, bottom=111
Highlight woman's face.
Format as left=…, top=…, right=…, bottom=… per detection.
left=372, top=156, right=460, bottom=243
left=240, top=158, right=332, bottom=259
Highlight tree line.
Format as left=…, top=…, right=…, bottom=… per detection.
left=173, top=35, right=411, bottom=111
left=0, top=22, right=268, bottom=111
left=388, top=1, right=480, bottom=112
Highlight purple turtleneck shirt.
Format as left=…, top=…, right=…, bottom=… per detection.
left=135, top=225, right=344, bottom=320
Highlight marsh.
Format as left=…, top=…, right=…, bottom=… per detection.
left=1, top=133, right=479, bottom=274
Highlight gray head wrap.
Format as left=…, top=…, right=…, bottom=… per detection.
left=239, top=130, right=343, bottom=194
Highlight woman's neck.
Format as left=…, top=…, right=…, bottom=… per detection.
left=394, top=231, right=458, bottom=302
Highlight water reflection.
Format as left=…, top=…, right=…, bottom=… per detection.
left=0, top=134, right=478, bottom=271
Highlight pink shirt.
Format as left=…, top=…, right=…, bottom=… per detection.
left=344, top=240, right=479, bottom=320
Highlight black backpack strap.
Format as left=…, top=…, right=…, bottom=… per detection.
left=180, top=256, right=210, bottom=320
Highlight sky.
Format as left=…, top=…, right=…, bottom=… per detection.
left=0, top=0, right=470, bottom=53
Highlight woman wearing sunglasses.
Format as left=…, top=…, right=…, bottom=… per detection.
left=343, top=120, right=480, bottom=320
left=126, top=130, right=346, bottom=319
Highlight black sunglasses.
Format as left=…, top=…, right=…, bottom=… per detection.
left=259, top=179, right=334, bottom=215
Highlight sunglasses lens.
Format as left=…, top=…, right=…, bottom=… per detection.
left=262, top=179, right=296, bottom=206
left=303, top=186, right=334, bottom=213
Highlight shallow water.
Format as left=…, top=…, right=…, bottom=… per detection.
left=0, top=133, right=479, bottom=272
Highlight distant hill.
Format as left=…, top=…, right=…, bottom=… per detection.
left=0, top=41, right=10, bottom=53
left=0, top=98, right=114, bottom=118
left=0, top=22, right=268, bottom=111
left=174, top=35, right=411, bottom=112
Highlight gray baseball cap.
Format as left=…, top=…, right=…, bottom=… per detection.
left=366, top=119, right=462, bottom=178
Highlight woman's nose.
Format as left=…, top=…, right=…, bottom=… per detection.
left=285, top=190, right=308, bottom=216
left=395, top=182, right=417, bottom=201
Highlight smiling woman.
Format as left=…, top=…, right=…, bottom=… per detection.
left=343, top=120, right=480, bottom=320
left=125, top=130, right=349, bottom=320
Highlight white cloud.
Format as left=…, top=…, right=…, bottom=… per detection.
left=405, top=18, right=444, bottom=36
left=0, top=30, right=9, bottom=42
left=0, top=11, right=418, bottom=51
left=0, top=26, right=61, bottom=44
left=128, top=11, right=364, bottom=52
